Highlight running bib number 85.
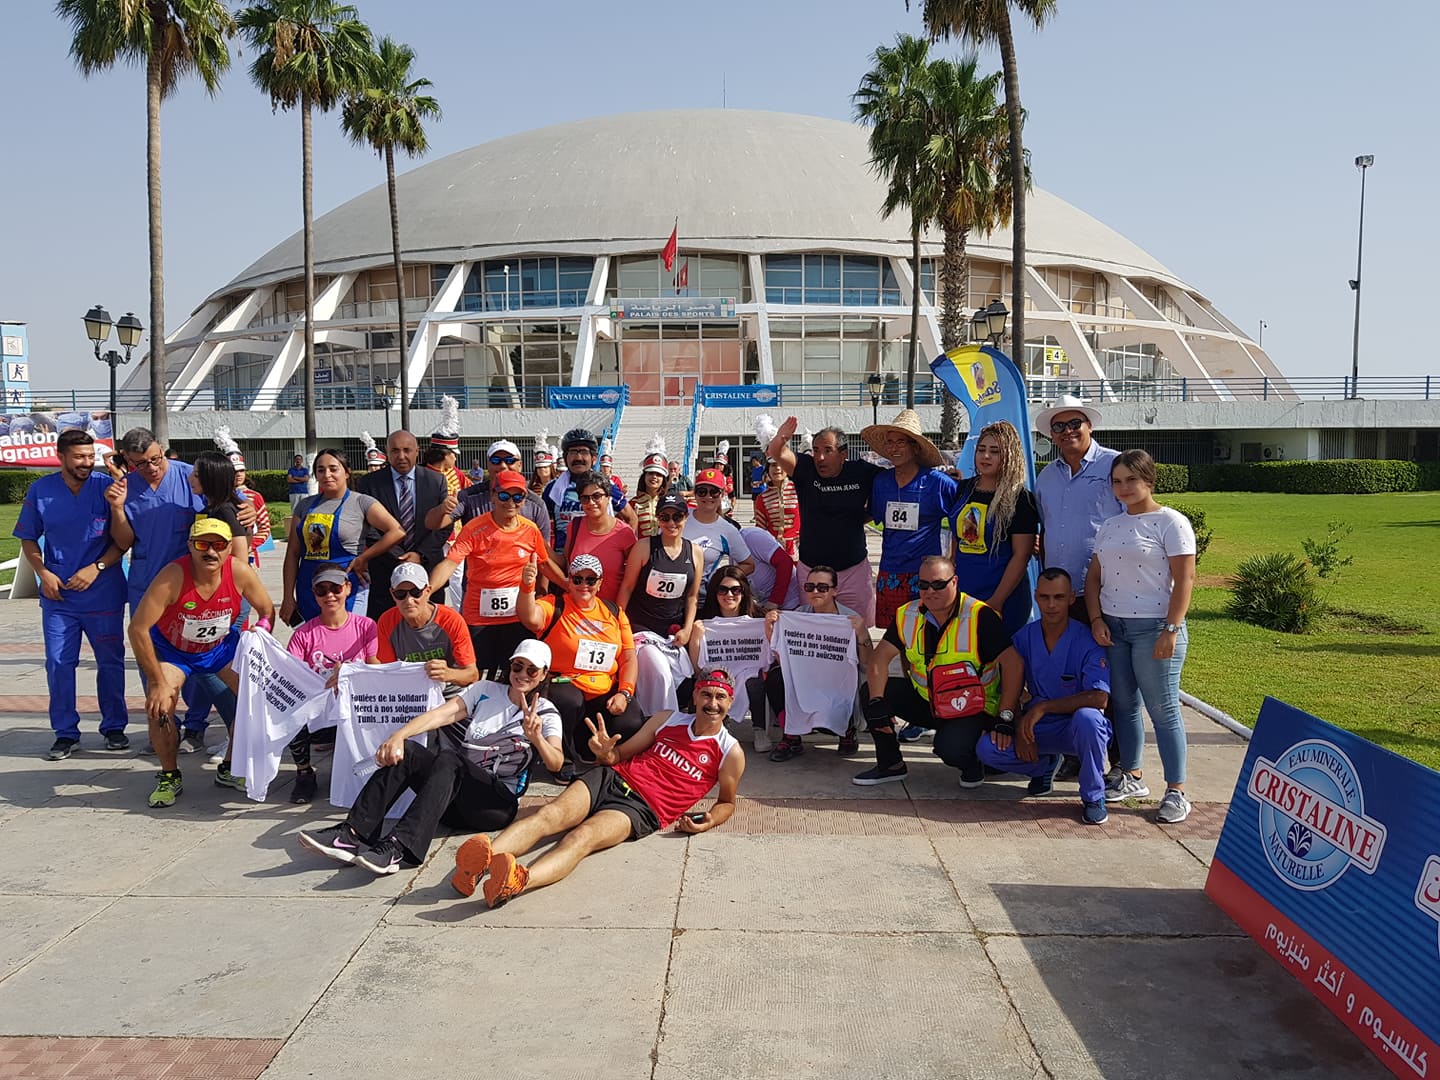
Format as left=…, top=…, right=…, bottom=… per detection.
left=574, top=638, right=618, bottom=672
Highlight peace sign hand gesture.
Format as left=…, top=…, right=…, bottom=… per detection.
left=584, top=714, right=622, bottom=765
left=521, top=691, right=545, bottom=746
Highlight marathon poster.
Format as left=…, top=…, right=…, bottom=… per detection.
left=1206, top=697, right=1440, bottom=1077
left=0, top=409, right=116, bottom=468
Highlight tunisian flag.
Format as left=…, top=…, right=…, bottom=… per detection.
left=677, top=261, right=689, bottom=288
left=661, top=222, right=678, bottom=272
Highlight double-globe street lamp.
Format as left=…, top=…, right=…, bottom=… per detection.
left=972, top=300, right=1009, bottom=348
left=374, top=375, right=398, bottom=438
left=83, top=305, right=144, bottom=419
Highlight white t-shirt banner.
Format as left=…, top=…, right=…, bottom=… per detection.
left=774, top=611, right=859, bottom=736
left=698, top=617, right=772, bottom=724
left=330, top=660, right=444, bottom=809
left=230, top=630, right=330, bottom=802
left=632, top=631, right=695, bottom=716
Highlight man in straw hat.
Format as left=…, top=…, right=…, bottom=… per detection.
left=765, top=419, right=883, bottom=626
left=861, top=409, right=960, bottom=636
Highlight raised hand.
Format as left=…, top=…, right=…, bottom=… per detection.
left=584, top=714, right=622, bottom=764
left=776, top=416, right=798, bottom=443
left=521, top=692, right=544, bottom=745
left=521, top=553, right=538, bottom=589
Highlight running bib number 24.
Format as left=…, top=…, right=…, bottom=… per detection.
left=180, top=613, right=231, bottom=645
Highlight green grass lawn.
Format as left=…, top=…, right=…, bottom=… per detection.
left=1162, top=492, right=1440, bottom=770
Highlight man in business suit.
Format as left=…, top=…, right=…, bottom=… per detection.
left=354, top=430, right=448, bottom=619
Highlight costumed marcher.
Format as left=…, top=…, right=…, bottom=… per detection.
left=630, top=434, right=670, bottom=539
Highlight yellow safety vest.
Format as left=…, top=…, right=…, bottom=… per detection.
left=897, top=595, right=1000, bottom=718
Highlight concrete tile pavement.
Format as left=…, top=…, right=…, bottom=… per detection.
left=0, top=548, right=1392, bottom=1078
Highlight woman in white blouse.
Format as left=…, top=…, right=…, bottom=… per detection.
left=1084, top=450, right=1196, bottom=824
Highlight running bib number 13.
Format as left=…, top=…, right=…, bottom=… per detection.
left=574, top=638, right=619, bottom=672
left=888, top=501, right=920, bottom=532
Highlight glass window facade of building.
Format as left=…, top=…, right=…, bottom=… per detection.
left=918, top=258, right=1006, bottom=312
left=595, top=321, right=745, bottom=407
left=460, top=257, right=594, bottom=311
left=612, top=253, right=748, bottom=300
left=769, top=316, right=911, bottom=383
left=764, top=254, right=901, bottom=306
left=336, top=265, right=436, bottom=321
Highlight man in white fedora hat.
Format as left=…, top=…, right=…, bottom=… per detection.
left=860, top=409, right=960, bottom=633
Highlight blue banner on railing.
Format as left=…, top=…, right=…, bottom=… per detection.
left=699, top=385, right=780, bottom=408
left=1206, top=698, right=1439, bottom=1077
left=545, top=386, right=627, bottom=409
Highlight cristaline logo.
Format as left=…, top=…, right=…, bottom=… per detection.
left=1246, top=739, right=1387, bottom=892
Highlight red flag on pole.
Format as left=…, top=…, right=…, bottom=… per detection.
left=678, top=261, right=689, bottom=289
left=661, top=222, right=678, bottom=272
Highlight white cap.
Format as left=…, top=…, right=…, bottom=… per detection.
left=389, top=562, right=430, bottom=591
left=488, top=439, right=521, bottom=459
left=510, top=639, right=552, bottom=669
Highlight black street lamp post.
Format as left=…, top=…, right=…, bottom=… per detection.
left=1349, top=155, right=1374, bottom=400
left=83, top=305, right=144, bottom=419
left=972, top=300, right=1010, bottom=347
left=374, top=375, right=398, bottom=438
left=866, top=372, right=884, bottom=426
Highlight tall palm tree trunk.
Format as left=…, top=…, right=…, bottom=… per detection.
left=301, top=93, right=317, bottom=458
left=998, top=16, right=1026, bottom=368
left=907, top=217, right=921, bottom=409
left=386, top=143, right=410, bottom=431
left=146, top=50, right=168, bottom=446
left=938, top=202, right=969, bottom=448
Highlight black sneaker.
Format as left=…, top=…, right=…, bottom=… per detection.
left=102, top=731, right=130, bottom=752
left=852, top=763, right=908, bottom=786
left=291, top=768, right=319, bottom=804
left=299, top=824, right=364, bottom=865
left=768, top=735, right=805, bottom=763
left=1055, top=755, right=1082, bottom=781
left=958, top=761, right=985, bottom=789
left=177, top=731, right=206, bottom=755
left=46, top=738, right=78, bottom=761
left=1027, top=755, right=1062, bottom=797
left=356, top=836, right=405, bottom=876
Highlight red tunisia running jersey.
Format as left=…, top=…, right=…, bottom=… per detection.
left=153, top=557, right=243, bottom=654
left=615, top=715, right=737, bottom=828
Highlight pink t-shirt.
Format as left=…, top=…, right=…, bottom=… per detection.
left=568, top=520, right=638, bottom=604
left=286, top=613, right=380, bottom=677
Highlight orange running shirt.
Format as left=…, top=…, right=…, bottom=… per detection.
left=449, top=514, right=547, bottom=625
left=533, top=595, right=634, bottom=696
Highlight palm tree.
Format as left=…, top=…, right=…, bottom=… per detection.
left=921, top=54, right=1011, bottom=446
left=854, top=34, right=940, bottom=410
left=340, top=37, right=441, bottom=433
left=918, top=0, right=1057, bottom=371
left=57, top=0, right=234, bottom=448
left=238, top=0, right=372, bottom=456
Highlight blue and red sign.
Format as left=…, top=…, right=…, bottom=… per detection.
left=1207, top=698, right=1439, bottom=1078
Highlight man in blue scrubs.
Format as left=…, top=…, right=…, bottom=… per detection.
left=13, top=430, right=131, bottom=759
left=976, top=568, right=1112, bottom=824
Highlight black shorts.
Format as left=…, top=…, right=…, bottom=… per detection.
left=579, top=767, right=661, bottom=841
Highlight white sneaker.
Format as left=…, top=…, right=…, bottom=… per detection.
left=752, top=728, right=773, bottom=754
left=1157, top=789, right=1192, bottom=824
left=1104, top=771, right=1150, bottom=803
left=208, top=737, right=229, bottom=764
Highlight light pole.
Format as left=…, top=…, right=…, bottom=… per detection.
left=1349, top=155, right=1374, bottom=399
left=374, top=375, right=398, bottom=438
left=866, top=372, right=884, bottom=426
left=971, top=300, right=1010, bottom=347
left=502, top=264, right=511, bottom=311
left=83, top=306, right=144, bottom=419
left=1259, top=320, right=1267, bottom=348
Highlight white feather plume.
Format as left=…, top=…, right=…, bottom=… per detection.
left=753, top=414, right=778, bottom=447
left=359, top=430, right=378, bottom=454
left=437, top=394, right=461, bottom=437
left=800, top=429, right=814, bottom=452
left=536, top=427, right=550, bottom=450
left=716, top=439, right=731, bottom=459
left=644, top=432, right=667, bottom=457
left=212, top=426, right=241, bottom=457
left=600, top=437, right=614, bottom=458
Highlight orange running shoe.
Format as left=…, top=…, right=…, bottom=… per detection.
left=483, top=852, right=529, bottom=908
left=450, top=834, right=494, bottom=897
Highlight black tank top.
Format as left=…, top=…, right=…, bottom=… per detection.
left=625, top=536, right=696, bottom=635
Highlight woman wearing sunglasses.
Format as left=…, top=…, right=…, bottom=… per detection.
left=281, top=448, right=405, bottom=627
left=298, top=639, right=563, bottom=876
left=686, top=566, right=773, bottom=748
left=617, top=493, right=705, bottom=715
left=563, top=471, right=637, bottom=605
left=685, top=467, right=754, bottom=605
left=517, top=552, right=643, bottom=778
left=761, top=565, right=872, bottom=762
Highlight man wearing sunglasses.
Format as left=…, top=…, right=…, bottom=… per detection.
left=374, top=562, right=478, bottom=698
left=432, top=439, right=554, bottom=541
left=127, top=517, right=276, bottom=808
left=685, top=468, right=754, bottom=604
left=541, top=428, right=636, bottom=553
left=853, top=555, right=1020, bottom=786
left=1032, top=396, right=1123, bottom=624
left=428, top=470, right=563, bottom=680
left=353, top=430, right=449, bottom=620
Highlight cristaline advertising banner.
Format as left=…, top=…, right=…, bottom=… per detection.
left=1206, top=697, right=1439, bottom=1078
left=0, top=410, right=115, bottom=468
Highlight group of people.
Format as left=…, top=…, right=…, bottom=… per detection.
left=14, top=391, right=1195, bottom=906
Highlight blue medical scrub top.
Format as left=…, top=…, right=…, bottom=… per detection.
left=1033, top=441, right=1123, bottom=591
left=13, top=472, right=126, bottom=612
left=124, top=459, right=205, bottom=606
left=871, top=467, right=960, bottom=572
left=1011, top=618, right=1111, bottom=704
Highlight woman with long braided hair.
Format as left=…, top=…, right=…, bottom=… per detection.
left=951, top=420, right=1039, bottom=635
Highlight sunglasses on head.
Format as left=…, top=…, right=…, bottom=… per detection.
left=694, top=486, right=722, bottom=497
left=570, top=574, right=600, bottom=587
left=578, top=491, right=607, bottom=503
left=657, top=512, right=686, bottom=523
left=190, top=538, right=228, bottom=553
left=490, top=454, right=519, bottom=466
left=391, top=586, right=424, bottom=599
left=1050, top=418, right=1087, bottom=434
left=917, top=576, right=955, bottom=591
left=312, top=582, right=345, bottom=596
left=509, top=660, right=542, bottom=678
left=715, top=584, right=745, bottom=596
left=803, top=582, right=835, bottom=593
left=495, top=489, right=525, bottom=502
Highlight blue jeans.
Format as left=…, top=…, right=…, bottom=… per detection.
left=1104, top=616, right=1187, bottom=785
left=978, top=708, right=1112, bottom=804
left=42, top=603, right=129, bottom=740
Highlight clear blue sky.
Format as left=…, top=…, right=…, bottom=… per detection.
left=4, top=0, right=1435, bottom=390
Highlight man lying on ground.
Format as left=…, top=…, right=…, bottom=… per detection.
left=450, top=667, right=747, bottom=908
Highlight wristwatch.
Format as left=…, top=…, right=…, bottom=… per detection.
left=997, top=709, right=1015, bottom=722
left=1163, top=623, right=1182, bottom=634
left=94, top=560, right=107, bottom=572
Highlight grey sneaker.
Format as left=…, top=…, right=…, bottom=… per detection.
left=46, top=738, right=78, bottom=761
left=177, top=732, right=206, bottom=755
left=1157, top=789, right=1192, bottom=824
left=208, top=737, right=229, bottom=764
left=752, top=727, right=773, bottom=754
left=1104, top=771, right=1150, bottom=803
left=103, top=731, right=131, bottom=752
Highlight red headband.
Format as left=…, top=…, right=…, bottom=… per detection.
left=695, top=673, right=734, bottom=696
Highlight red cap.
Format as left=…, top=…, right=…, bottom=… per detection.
left=694, top=467, right=726, bottom=488
left=495, top=470, right=527, bottom=492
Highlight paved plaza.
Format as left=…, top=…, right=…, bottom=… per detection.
left=0, top=547, right=1388, bottom=1079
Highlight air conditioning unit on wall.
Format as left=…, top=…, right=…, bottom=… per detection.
left=1263, top=444, right=1286, bottom=460
left=1213, top=444, right=1231, bottom=461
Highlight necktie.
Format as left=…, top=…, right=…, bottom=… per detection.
left=398, top=474, right=415, bottom=535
